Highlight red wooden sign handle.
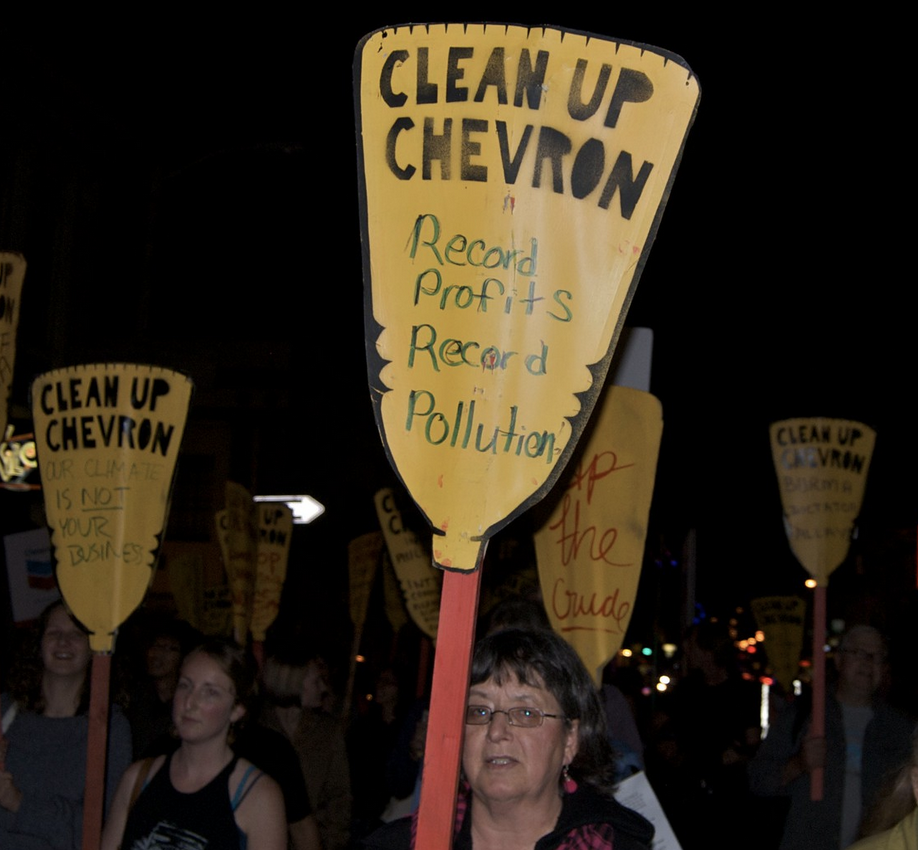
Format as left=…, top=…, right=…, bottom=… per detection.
left=809, top=586, right=826, bottom=801
left=82, top=653, right=111, bottom=850
left=415, top=567, right=483, bottom=849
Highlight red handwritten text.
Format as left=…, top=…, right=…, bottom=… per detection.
left=551, top=577, right=630, bottom=634
left=568, top=451, right=633, bottom=503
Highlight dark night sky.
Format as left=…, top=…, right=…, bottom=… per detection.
left=2, top=12, right=914, bottom=640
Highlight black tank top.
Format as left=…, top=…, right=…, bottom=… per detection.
left=120, top=753, right=252, bottom=850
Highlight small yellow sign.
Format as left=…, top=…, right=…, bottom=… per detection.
left=1, top=252, right=26, bottom=441
left=535, top=385, right=662, bottom=684
left=375, top=487, right=442, bottom=640
left=751, top=596, right=805, bottom=693
left=217, top=482, right=257, bottom=644
left=251, top=502, right=293, bottom=641
left=31, top=363, right=193, bottom=652
left=356, top=24, right=699, bottom=571
left=770, top=418, right=875, bottom=586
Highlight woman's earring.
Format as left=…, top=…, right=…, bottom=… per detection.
left=562, top=764, right=578, bottom=794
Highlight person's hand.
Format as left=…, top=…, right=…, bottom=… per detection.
left=782, top=735, right=827, bottom=786
left=0, top=770, right=23, bottom=813
left=722, top=727, right=762, bottom=765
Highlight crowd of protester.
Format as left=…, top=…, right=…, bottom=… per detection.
left=1, top=597, right=916, bottom=849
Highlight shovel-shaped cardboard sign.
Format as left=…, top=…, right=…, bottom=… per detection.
left=535, top=385, right=662, bottom=685
left=1, top=253, right=26, bottom=442
left=31, top=363, right=193, bottom=652
left=769, top=416, right=875, bottom=802
left=356, top=24, right=699, bottom=571
left=375, top=487, right=442, bottom=640
left=217, top=482, right=258, bottom=645
left=251, top=501, right=293, bottom=642
left=770, top=417, right=875, bottom=586
left=751, top=596, right=805, bottom=694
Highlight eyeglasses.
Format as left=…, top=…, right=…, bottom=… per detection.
left=465, top=705, right=564, bottom=728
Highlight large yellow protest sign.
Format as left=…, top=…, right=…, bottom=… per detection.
left=770, top=418, right=875, bottom=586
left=535, top=385, right=662, bottom=683
left=1, top=253, right=26, bottom=441
left=31, top=364, right=193, bottom=652
left=356, top=24, right=699, bottom=571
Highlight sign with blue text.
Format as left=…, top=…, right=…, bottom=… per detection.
left=31, top=363, right=193, bottom=652
left=356, top=23, right=699, bottom=571
left=770, top=418, right=875, bottom=585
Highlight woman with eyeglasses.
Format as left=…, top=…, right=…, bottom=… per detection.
left=363, top=628, right=653, bottom=850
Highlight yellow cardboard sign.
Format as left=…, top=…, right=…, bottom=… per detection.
left=1, top=253, right=26, bottom=441
left=31, top=363, right=193, bottom=652
left=535, top=385, right=662, bottom=684
left=750, top=596, right=805, bottom=693
left=770, top=418, right=875, bottom=585
left=251, top=502, right=293, bottom=641
left=356, top=24, right=699, bottom=571
left=216, top=482, right=257, bottom=643
left=375, top=487, right=442, bottom=640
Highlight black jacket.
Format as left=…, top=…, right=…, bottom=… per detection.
left=362, top=786, right=654, bottom=850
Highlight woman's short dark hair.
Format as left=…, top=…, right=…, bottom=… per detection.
left=184, top=638, right=257, bottom=727
left=145, top=616, right=200, bottom=658
left=469, top=628, right=617, bottom=795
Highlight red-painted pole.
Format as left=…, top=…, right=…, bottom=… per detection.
left=82, top=653, right=111, bottom=850
left=809, top=585, right=826, bottom=801
left=415, top=567, right=483, bottom=849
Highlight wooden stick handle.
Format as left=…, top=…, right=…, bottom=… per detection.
left=82, top=653, right=111, bottom=850
left=810, top=586, right=826, bottom=801
left=415, top=567, right=483, bottom=850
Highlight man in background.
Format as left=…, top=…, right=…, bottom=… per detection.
left=749, top=625, right=913, bottom=849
